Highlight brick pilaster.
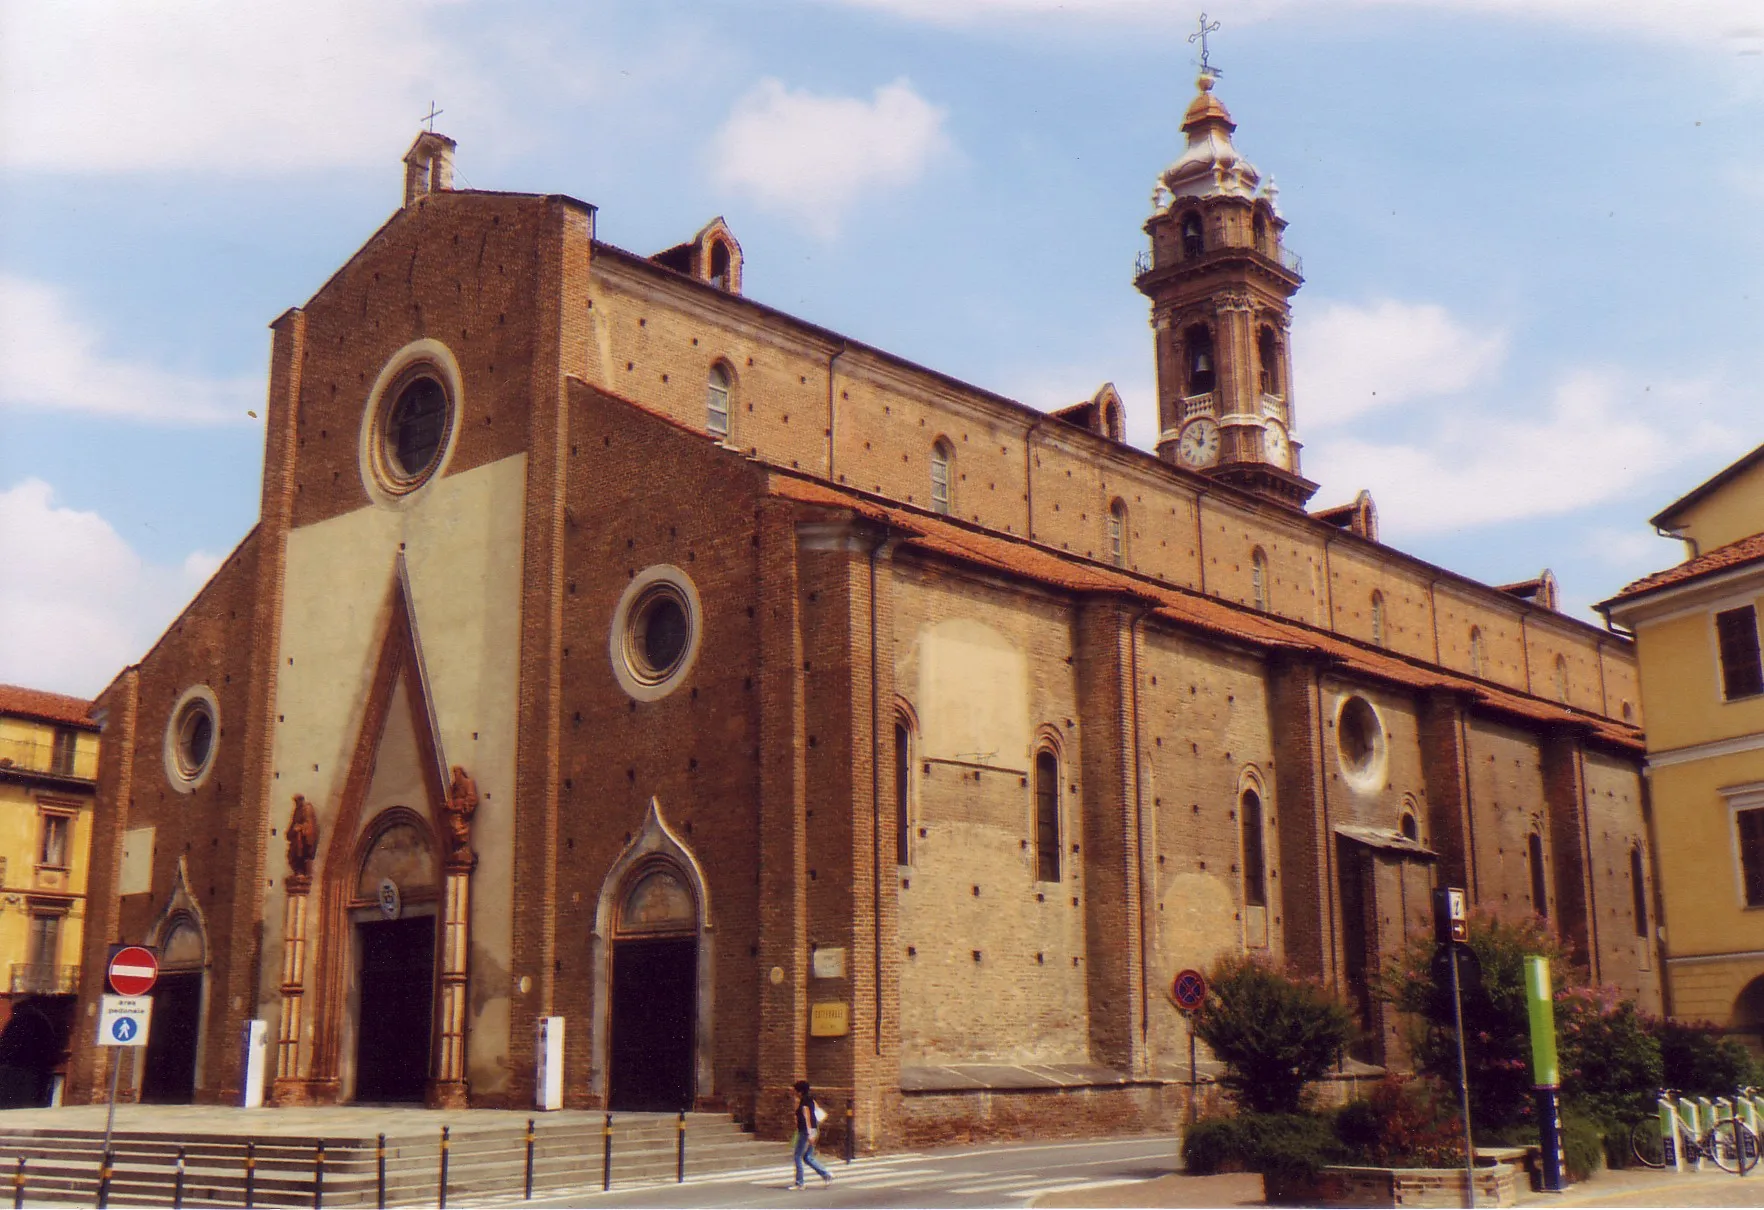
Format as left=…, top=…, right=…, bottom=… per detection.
left=1266, top=655, right=1335, bottom=986
left=1074, top=596, right=1147, bottom=1075
left=1418, top=690, right=1476, bottom=897
left=1543, top=729, right=1596, bottom=976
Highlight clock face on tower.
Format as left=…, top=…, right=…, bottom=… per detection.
left=1178, top=418, right=1221, bottom=469
left=1263, top=422, right=1291, bottom=469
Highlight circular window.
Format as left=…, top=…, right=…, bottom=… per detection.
left=163, top=685, right=220, bottom=792
left=610, top=566, right=703, bottom=701
left=1335, top=694, right=1387, bottom=792
left=360, top=340, right=464, bottom=504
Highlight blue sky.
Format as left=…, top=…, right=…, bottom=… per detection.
left=2, top=0, right=1761, bottom=697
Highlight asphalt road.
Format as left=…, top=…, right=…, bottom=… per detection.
left=473, top=1134, right=1181, bottom=1209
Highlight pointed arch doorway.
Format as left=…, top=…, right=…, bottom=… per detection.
left=609, top=863, right=697, bottom=1110
left=594, top=799, right=714, bottom=1113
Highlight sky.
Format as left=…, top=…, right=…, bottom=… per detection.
left=2, top=0, right=1761, bottom=698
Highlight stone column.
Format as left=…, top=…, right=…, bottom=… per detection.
left=274, top=794, right=318, bottom=1104
left=431, top=768, right=479, bottom=1108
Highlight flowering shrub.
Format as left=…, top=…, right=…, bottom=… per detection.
left=1191, top=954, right=1358, bottom=1114
left=1378, top=913, right=1572, bottom=1131
left=1555, top=986, right=1661, bottom=1128
left=1334, top=1075, right=1467, bottom=1168
left=1650, top=1017, right=1761, bottom=1096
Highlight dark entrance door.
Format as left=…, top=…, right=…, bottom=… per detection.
left=140, top=972, right=202, bottom=1103
left=354, top=916, right=435, bottom=1103
left=609, top=936, right=696, bottom=1111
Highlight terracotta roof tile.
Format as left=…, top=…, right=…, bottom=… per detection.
left=767, top=474, right=1641, bottom=753
left=0, top=684, right=97, bottom=729
left=1607, top=534, right=1764, bottom=604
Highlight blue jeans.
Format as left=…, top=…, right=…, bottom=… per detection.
left=793, top=1131, right=831, bottom=1185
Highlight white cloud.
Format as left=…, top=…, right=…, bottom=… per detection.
left=0, top=0, right=479, bottom=172
left=0, top=480, right=221, bottom=698
left=710, top=77, right=953, bottom=238
left=0, top=275, right=258, bottom=424
left=1292, top=299, right=1508, bottom=429
left=1303, top=370, right=1736, bottom=537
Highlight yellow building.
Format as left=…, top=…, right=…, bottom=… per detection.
left=0, top=684, right=99, bottom=1107
left=1603, top=446, right=1764, bottom=1046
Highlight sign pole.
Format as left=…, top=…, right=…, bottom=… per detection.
left=98, top=1053, right=121, bottom=1204
left=1449, top=945, right=1475, bottom=1210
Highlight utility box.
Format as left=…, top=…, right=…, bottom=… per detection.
left=240, top=1019, right=269, bottom=1108
left=535, top=1016, right=565, bottom=1111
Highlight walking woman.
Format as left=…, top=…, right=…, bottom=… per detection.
left=790, top=1080, right=834, bottom=1189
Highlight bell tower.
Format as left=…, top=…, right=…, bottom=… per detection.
left=1136, top=61, right=1316, bottom=510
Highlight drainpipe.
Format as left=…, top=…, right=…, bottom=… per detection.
left=868, top=527, right=893, bottom=1058
left=826, top=343, right=848, bottom=483
left=1129, top=603, right=1156, bottom=1060
left=1192, top=489, right=1209, bottom=595
left=1024, top=416, right=1046, bottom=539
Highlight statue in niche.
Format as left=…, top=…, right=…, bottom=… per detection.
left=442, top=765, right=480, bottom=869
left=286, top=794, right=319, bottom=880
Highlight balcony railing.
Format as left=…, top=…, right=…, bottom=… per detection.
left=0, top=736, right=96, bottom=781
left=1182, top=393, right=1216, bottom=421
left=1133, top=249, right=1153, bottom=280
left=11, top=963, right=80, bottom=996
left=1260, top=393, right=1289, bottom=424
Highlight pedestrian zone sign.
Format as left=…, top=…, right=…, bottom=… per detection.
left=97, top=994, right=153, bottom=1048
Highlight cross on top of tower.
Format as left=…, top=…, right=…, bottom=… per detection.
left=1188, top=12, right=1222, bottom=79
left=422, top=101, right=444, bottom=132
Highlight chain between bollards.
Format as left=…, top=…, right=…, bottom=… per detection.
left=844, top=1100, right=855, bottom=1165
left=523, top=1118, right=535, bottom=1200
left=676, top=1111, right=686, bottom=1183
left=12, top=1156, right=24, bottom=1210
left=313, top=1139, right=326, bottom=1209
left=244, top=1139, right=256, bottom=1208
left=376, top=1133, right=386, bottom=1210
left=438, top=1125, right=450, bottom=1210
left=172, top=1147, right=186, bottom=1210
left=602, top=1113, right=612, bottom=1192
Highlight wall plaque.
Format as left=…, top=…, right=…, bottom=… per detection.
left=811, top=947, right=846, bottom=979
left=809, top=1001, right=850, bottom=1038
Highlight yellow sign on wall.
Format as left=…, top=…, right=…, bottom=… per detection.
left=809, top=1001, right=850, bottom=1037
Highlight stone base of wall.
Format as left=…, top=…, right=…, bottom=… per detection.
left=1267, top=1162, right=1518, bottom=1208
left=893, top=1081, right=1186, bottom=1150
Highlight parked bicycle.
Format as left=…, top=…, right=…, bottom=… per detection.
left=1630, top=1088, right=1761, bottom=1174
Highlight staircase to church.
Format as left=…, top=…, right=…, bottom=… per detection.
left=0, top=1112, right=784, bottom=1206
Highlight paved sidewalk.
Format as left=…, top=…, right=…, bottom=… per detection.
left=1031, top=1172, right=1264, bottom=1207
left=1517, top=1164, right=1764, bottom=1207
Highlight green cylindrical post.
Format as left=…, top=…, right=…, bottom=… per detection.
left=1524, top=956, right=1567, bottom=1192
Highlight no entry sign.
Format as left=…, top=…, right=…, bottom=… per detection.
left=107, top=946, right=159, bottom=996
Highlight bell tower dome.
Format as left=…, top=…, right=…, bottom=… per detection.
left=1137, top=71, right=1316, bottom=510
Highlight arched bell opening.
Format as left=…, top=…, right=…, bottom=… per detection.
left=591, top=798, right=715, bottom=1113
left=345, top=808, right=441, bottom=1104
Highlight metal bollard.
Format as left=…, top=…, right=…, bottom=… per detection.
left=845, top=1100, right=855, bottom=1165
left=313, top=1139, right=326, bottom=1209
left=245, top=1140, right=257, bottom=1208
left=96, top=1147, right=112, bottom=1209
left=677, top=1111, right=686, bottom=1183
left=173, top=1147, right=186, bottom=1210
left=13, top=1156, right=24, bottom=1210
left=438, top=1126, right=450, bottom=1210
left=377, top=1133, right=386, bottom=1210
left=602, top=1113, right=612, bottom=1192
left=524, top=1119, right=535, bottom=1200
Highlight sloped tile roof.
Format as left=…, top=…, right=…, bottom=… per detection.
left=0, top=684, right=97, bottom=729
left=1607, top=533, right=1764, bottom=604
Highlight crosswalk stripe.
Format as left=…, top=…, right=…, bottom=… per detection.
left=945, top=1177, right=1047, bottom=1193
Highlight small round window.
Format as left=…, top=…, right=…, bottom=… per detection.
left=1335, top=695, right=1387, bottom=792
left=380, top=372, right=452, bottom=488
left=610, top=566, right=703, bottom=701
left=163, top=686, right=220, bottom=792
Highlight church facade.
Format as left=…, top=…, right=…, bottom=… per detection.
left=72, top=76, right=1658, bottom=1145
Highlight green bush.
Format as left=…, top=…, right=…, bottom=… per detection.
left=1652, top=1018, right=1762, bottom=1096
left=1557, top=987, right=1662, bottom=1129
left=1333, top=1076, right=1466, bottom=1169
left=1561, top=1112, right=1605, bottom=1183
left=1182, top=1111, right=1340, bottom=1180
left=1191, top=954, right=1358, bottom=1114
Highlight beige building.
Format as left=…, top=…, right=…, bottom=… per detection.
left=0, top=684, right=99, bottom=1107
left=1603, top=445, right=1764, bottom=1045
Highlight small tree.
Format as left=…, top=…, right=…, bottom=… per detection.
left=1191, top=954, right=1357, bottom=1114
left=1378, top=913, right=1574, bottom=1131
